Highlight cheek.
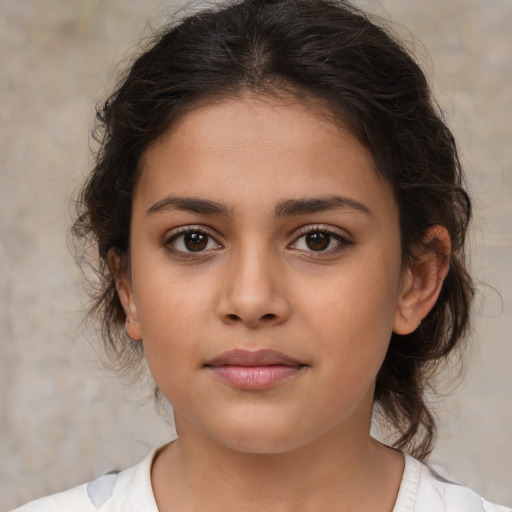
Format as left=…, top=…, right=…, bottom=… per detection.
left=134, top=259, right=215, bottom=332
left=304, top=253, right=402, bottom=368
left=133, top=274, right=214, bottom=380
left=313, top=259, right=400, bottom=328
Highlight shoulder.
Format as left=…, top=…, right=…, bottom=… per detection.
left=393, top=454, right=511, bottom=512
left=11, top=482, right=92, bottom=512
left=10, top=449, right=160, bottom=512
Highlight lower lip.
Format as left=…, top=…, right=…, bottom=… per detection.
left=208, top=365, right=303, bottom=390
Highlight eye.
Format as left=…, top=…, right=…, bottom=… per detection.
left=290, top=227, right=353, bottom=254
left=167, top=228, right=221, bottom=254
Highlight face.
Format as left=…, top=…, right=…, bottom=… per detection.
left=119, top=94, right=410, bottom=454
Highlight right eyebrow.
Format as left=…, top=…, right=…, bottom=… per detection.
left=146, top=196, right=231, bottom=217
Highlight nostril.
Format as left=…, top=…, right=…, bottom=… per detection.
left=220, top=310, right=284, bottom=325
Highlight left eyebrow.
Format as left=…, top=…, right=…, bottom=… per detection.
left=275, top=196, right=371, bottom=218
left=146, top=196, right=231, bottom=217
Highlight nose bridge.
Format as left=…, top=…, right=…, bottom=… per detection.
left=217, top=238, right=289, bottom=327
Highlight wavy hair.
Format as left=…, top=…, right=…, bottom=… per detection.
left=73, top=0, right=474, bottom=460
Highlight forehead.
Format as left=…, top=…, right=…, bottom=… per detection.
left=136, top=93, right=396, bottom=218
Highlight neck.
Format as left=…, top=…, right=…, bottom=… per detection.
left=151, top=415, right=404, bottom=512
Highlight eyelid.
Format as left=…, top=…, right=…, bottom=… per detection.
left=293, top=224, right=352, bottom=241
left=288, top=224, right=354, bottom=254
left=163, top=225, right=223, bottom=258
left=161, top=223, right=353, bottom=259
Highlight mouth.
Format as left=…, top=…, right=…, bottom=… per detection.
left=205, top=349, right=306, bottom=390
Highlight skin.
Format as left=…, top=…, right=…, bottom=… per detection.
left=115, top=94, right=450, bottom=512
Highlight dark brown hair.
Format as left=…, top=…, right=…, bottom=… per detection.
left=73, top=0, right=473, bottom=460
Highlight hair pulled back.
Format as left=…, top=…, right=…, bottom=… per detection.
left=73, top=0, right=474, bottom=460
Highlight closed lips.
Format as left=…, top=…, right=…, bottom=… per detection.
left=205, top=349, right=304, bottom=368
left=205, top=349, right=306, bottom=390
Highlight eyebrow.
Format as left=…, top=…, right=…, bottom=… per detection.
left=274, top=196, right=371, bottom=217
left=147, top=196, right=231, bottom=216
left=146, top=194, right=371, bottom=218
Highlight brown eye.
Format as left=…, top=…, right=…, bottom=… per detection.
left=305, top=232, right=330, bottom=251
left=290, top=227, right=353, bottom=254
left=183, top=232, right=208, bottom=251
left=168, top=229, right=220, bottom=254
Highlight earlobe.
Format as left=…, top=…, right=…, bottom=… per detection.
left=108, top=249, right=143, bottom=341
left=393, top=226, right=451, bottom=335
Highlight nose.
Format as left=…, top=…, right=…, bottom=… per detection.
left=216, top=246, right=290, bottom=329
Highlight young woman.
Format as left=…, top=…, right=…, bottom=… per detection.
left=13, top=0, right=510, bottom=511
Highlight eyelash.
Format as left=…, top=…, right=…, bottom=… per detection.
left=289, top=225, right=353, bottom=256
left=164, top=224, right=353, bottom=259
left=164, top=226, right=221, bottom=259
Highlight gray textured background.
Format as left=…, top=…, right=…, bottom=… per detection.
left=1, top=0, right=511, bottom=509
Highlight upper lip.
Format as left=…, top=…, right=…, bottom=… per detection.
left=205, top=349, right=304, bottom=367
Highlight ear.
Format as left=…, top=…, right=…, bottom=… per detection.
left=393, top=226, right=451, bottom=335
left=108, top=249, right=142, bottom=341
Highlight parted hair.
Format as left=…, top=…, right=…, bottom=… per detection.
left=73, top=0, right=474, bottom=460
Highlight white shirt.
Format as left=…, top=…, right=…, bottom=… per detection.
left=12, top=448, right=511, bottom=512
